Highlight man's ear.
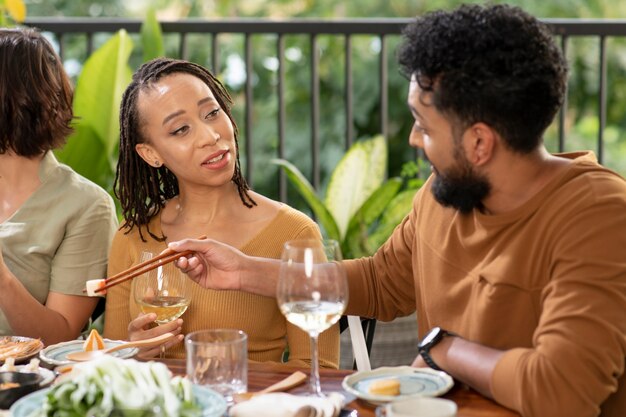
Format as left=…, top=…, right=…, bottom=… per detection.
left=135, top=143, right=162, bottom=168
left=464, top=122, right=496, bottom=166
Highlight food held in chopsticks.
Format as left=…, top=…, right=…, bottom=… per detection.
left=85, top=279, right=106, bottom=296
left=32, top=356, right=202, bottom=417
left=82, top=329, right=105, bottom=351
left=368, top=378, right=401, bottom=396
left=0, top=337, right=43, bottom=362
left=82, top=237, right=205, bottom=296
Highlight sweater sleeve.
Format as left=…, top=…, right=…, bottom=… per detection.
left=343, top=191, right=419, bottom=321
left=492, top=185, right=626, bottom=417
left=103, top=229, right=134, bottom=340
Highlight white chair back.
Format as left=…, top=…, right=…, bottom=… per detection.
left=347, top=315, right=372, bottom=371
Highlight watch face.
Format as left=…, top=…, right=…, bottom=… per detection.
left=420, top=327, right=442, bottom=348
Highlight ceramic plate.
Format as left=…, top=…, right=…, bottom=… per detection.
left=10, top=384, right=227, bottom=417
left=4, top=365, right=56, bottom=388
left=39, top=339, right=138, bottom=366
left=342, top=366, right=454, bottom=405
left=0, top=337, right=44, bottom=365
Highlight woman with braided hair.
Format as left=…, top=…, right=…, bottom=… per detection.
left=103, top=58, right=339, bottom=367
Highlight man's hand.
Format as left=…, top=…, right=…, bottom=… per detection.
left=169, top=238, right=246, bottom=291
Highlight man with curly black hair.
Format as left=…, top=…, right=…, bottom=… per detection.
left=168, top=5, right=625, bottom=416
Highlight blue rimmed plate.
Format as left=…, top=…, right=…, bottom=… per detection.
left=39, top=339, right=138, bottom=366
left=342, top=366, right=454, bottom=406
left=10, top=384, right=227, bottom=417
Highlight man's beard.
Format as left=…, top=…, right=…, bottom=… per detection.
left=430, top=156, right=491, bottom=214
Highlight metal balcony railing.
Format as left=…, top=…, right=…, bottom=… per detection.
left=24, top=17, right=626, bottom=197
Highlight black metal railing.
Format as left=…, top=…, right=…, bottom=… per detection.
left=24, top=17, right=626, bottom=196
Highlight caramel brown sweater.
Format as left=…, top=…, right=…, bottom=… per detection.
left=104, top=205, right=339, bottom=369
left=344, top=152, right=625, bottom=417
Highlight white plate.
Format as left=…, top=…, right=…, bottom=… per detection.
left=10, top=383, right=227, bottom=417
left=39, top=339, right=138, bottom=366
left=342, top=366, right=454, bottom=405
left=7, top=365, right=56, bottom=387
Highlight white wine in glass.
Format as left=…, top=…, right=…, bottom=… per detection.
left=132, top=251, right=191, bottom=356
left=277, top=239, right=348, bottom=396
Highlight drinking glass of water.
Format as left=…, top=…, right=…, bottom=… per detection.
left=185, top=329, right=248, bottom=404
left=277, top=239, right=348, bottom=396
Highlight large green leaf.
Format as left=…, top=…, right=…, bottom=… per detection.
left=367, top=188, right=418, bottom=251
left=325, top=135, right=387, bottom=239
left=72, top=30, right=133, bottom=157
left=272, top=158, right=340, bottom=241
left=343, top=177, right=402, bottom=258
left=54, top=124, right=113, bottom=191
left=56, top=30, right=133, bottom=192
left=141, top=8, right=164, bottom=62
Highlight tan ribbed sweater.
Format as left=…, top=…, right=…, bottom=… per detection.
left=103, top=204, right=339, bottom=369
left=344, top=152, right=626, bottom=417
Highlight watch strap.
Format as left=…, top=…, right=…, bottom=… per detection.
left=419, top=349, right=443, bottom=371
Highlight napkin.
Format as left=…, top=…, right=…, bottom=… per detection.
left=229, top=392, right=344, bottom=417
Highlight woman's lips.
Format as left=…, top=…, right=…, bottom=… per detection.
left=201, top=149, right=230, bottom=170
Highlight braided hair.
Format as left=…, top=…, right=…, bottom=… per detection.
left=115, top=58, right=256, bottom=242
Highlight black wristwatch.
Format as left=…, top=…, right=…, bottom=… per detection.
left=418, top=327, right=457, bottom=371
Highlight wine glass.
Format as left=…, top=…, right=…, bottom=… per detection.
left=132, top=251, right=191, bottom=357
left=277, top=239, right=348, bottom=396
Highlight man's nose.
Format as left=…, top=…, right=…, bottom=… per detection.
left=409, top=130, right=423, bottom=149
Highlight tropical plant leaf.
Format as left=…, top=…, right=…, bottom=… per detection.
left=272, top=158, right=341, bottom=241
left=367, top=188, right=419, bottom=251
left=54, top=124, right=114, bottom=192
left=72, top=30, right=133, bottom=156
left=56, top=30, right=133, bottom=193
left=5, top=0, right=26, bottom=22
left=343, top=178, right=402, bottom=258
left=325, top=134, right=387, bottom=239
left=141, top=8, right=164, bottom=62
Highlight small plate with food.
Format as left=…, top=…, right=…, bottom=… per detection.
left=341, top=366, right=454, bottom=405
left=39, top=330, right=138, bottom=366
left=0, top=336, right=44, bottom=365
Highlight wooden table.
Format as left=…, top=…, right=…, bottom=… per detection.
left=159, top=359, right=520, bottom=417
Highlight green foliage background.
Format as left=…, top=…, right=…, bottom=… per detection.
left=24, top=0, right=626, bottom=215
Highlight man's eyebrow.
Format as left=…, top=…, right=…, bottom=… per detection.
left=162, top=110, right=184, bottom=126
left=408, top=103, right=422, bottom=119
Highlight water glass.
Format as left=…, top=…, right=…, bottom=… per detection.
left=185, top=329, right=248, bottom=402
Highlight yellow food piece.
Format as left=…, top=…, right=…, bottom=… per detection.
left=83, top=329, right=105, bottom=351
left=368, top=378, right=401, bottom=396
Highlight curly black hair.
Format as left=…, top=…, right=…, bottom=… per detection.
left=115, top=58, right=256, bottom=242
left=398, top=4, right=568, bottom=153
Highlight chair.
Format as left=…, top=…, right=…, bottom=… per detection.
left=339, top=316, right=376, bottom=371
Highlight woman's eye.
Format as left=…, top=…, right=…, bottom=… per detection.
left=205, top=108, right=220, bottom=119
left=170, top=125, right=189, bottom=136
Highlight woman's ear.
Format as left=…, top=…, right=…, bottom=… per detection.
left=135, top=143, right=163, bottom=168
left=464, top=122, right=496, bottom=166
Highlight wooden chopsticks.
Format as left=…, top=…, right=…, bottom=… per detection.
left=91, top=235, right=207, bottom=294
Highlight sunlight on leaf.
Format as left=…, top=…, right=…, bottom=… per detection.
left=325, top=135, right=387, bottom=238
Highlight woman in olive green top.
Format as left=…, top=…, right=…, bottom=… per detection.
left=0, top=28, right=117, bottom=344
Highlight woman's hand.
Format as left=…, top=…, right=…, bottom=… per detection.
left=128, top=313, right=184, bottom=358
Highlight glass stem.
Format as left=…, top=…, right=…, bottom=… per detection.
left=309, top=333, right=322, bottom=396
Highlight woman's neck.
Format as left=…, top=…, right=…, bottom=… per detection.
left=0, top=152, right=44, bottom=188
left=168, top=181, right=244, bottom=225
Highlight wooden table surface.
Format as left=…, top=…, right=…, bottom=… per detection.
left=159, top=359, right=520, bottom=417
